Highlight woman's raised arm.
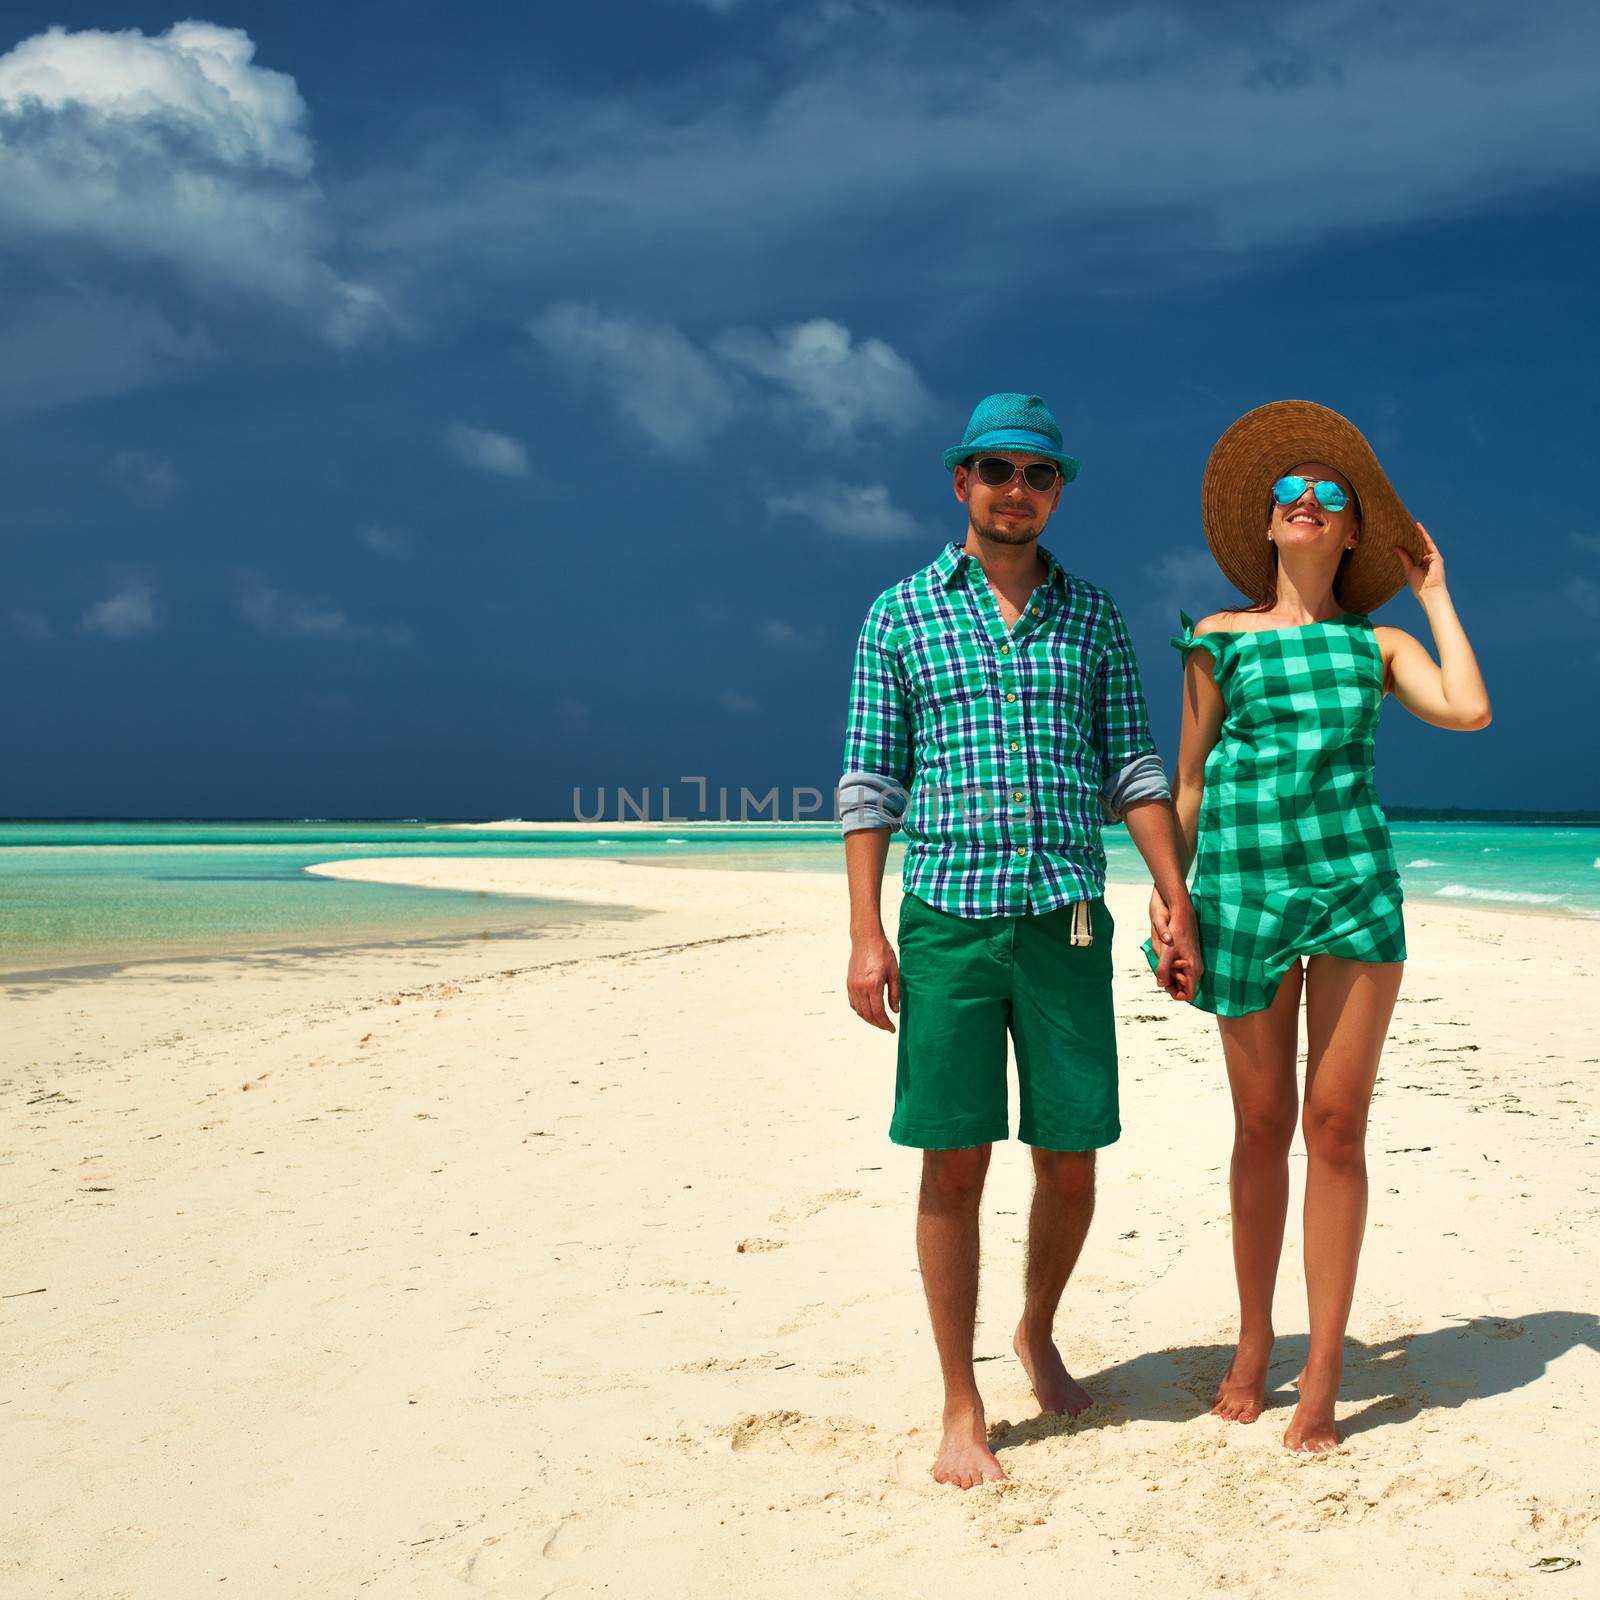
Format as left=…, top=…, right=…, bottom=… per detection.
left=1378, top=524, right=1492, bottom=731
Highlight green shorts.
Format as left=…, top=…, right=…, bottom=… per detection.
left=891, top=892, right=1119, bottom=1153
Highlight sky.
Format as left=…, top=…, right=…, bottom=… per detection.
left=3, top=0, right=1598, bottom=818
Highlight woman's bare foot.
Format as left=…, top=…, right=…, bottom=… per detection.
left=1283, top=1362, right=1342, bottom=1453
left=1013, top=1320, right=1094, bottom=1416
left=931, top=1399, right=1006, bottom=1488
left=1211, top=1329, right=1275, bottom=1423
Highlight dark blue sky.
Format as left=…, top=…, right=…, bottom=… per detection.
left=3, top=2, right=1597, bottom=817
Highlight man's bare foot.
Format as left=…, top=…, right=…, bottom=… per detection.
left=931, top=1399, right=1006, bottom=1488
left=1211, top=1329, right=1275, bottom=1423
left=1283, top=1363, right=1342, bottom=1453
left=1013, top=1320, right=1094, bottom=1416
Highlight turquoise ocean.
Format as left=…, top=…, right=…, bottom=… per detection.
left=1, top=819, right=1596, bottom=979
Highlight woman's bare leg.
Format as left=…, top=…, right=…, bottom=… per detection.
left=1211, top=962, right=1304, bottom=1421
left=1286, top=955, right=1404, bottom=1453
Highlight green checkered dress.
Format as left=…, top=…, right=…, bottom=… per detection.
left=1143, top=610, right=1406, bottom=1016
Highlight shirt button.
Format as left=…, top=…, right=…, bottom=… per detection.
left=1031, top=606, right=1041, bottom=616
left=1009, top=741, right=1019, bottom=752
left=1006, top=691, right=1016, bottom=702
left=999, top=644, right=1011, bottom=655
left=1012, top=790, right=1025, bottom=802
left=1014, top=846, right=1026, bottom=857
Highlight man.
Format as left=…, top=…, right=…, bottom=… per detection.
left=837, top=392, right=1201, bottom=1489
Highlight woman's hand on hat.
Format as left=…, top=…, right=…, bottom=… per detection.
left=1394, top=522, right=1447, bottom=599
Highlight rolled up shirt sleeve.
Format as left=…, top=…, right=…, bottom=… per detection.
left=1100, top=750, right=1171, bottom=822
left=838, top=770, right=911, bottom=833
left=839, top=598, right=913, bottom=836
left=1093, top=598, right=1164, bottom=821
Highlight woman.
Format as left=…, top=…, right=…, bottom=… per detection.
left=1145, top=400, right=1491, bottom=1453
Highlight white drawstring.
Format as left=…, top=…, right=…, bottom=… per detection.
left=1070, top=900, right=1092, bottom=947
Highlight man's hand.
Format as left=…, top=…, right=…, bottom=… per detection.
left=1150, top=889, right=1204, bottom=1003
left=1124, top=798, right=1203, bottom=1003
left=1148, top=886, right=1171, bottom=951
left=847, top=930, right=901, bottom=1031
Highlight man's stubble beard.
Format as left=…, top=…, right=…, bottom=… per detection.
left=971, top=511, right=1041, bottom=548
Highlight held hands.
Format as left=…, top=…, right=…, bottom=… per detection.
left=1394, top=522, right=1447, bottom=599
left=847, top=931, right=901, bottom=1032
left=1149, top=887, right=1203, bottom=1004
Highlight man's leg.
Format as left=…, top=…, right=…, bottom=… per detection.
left=892, top=894, right=1012, bottom=1487
left=918, top=1143, right=1006, bottom=1487
left=1013, top=1147, right=1096, bottom=1414
left=1008, top=897, right=1120, bottom=1414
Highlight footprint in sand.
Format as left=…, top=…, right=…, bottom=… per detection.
left=820, top=1359, right=869, bottom=1378
left=767, top=1188, right=862, bottom=1225
left=776, top=1292, right=872, bottom=1337
left=458, top=1516, right=598, bottom=1594
left=540, top=1517, right=593, bottom=1560
left=973, top=1494, right=1058, bottom=1550
left=675, top=1355, right=779, bottom=1373
left=720, top=1409, right=874, bottom=1456
left=1483, top=1317, right=1525, bottom=1340
left=736, top=1237, right=786, bottom=1254
left=1513, top=1491, right=1600, bottom=1553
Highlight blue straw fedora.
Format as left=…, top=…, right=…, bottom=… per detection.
left=941, top=393, right=1080, bottom=481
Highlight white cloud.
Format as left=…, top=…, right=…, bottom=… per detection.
left=358, top=525, right=411, bottom=559
left=1568, top=532, right=1600, bottom=555
left=528, top=304, right=735, bottom=457
left=0, top=22, right=387, bottom=342
left=82, top=578, right=157, bottom=638
left=0, top=293, right=213, bottom=419
left=528, top=304, right=925, bottom=455
left=715, top=319, right=930, bottom=441
left=0, top=22, right=310, bottom=165
left=442, top=422, right=529, bottom=478
left=239, top=572, right=347, bottom=637
left=238, top=572, right=412, bottom=645
left=353, top=2, right=1600, bottom=309
left=1148, top=548, right=1224, bottom=589
left=1144, top=547, right=1234, bottom=619
left=767, top=481, right=923, bottom=541
left=323, top=282, right=394, bottom=349
left=759, top=618, right=809, bottom=649
left=110, top=450, right=179, bottom=505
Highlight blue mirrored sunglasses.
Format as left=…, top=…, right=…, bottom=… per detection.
left=1272, top=475, right=1349, bottom=512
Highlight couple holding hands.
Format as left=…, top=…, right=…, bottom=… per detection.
left=837, top=392, right=1490, bottom=1485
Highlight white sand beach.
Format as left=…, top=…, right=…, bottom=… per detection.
left=6, top=857, right=1599, bottom=1598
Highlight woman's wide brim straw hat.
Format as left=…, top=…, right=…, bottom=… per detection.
left=1200, top=400, right=1424, bottom=615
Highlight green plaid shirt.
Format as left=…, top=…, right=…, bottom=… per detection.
left=841, top=540, right=1158, bottom=917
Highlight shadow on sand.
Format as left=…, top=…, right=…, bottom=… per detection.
left=991, top=1310, right=1600, bottom=1453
